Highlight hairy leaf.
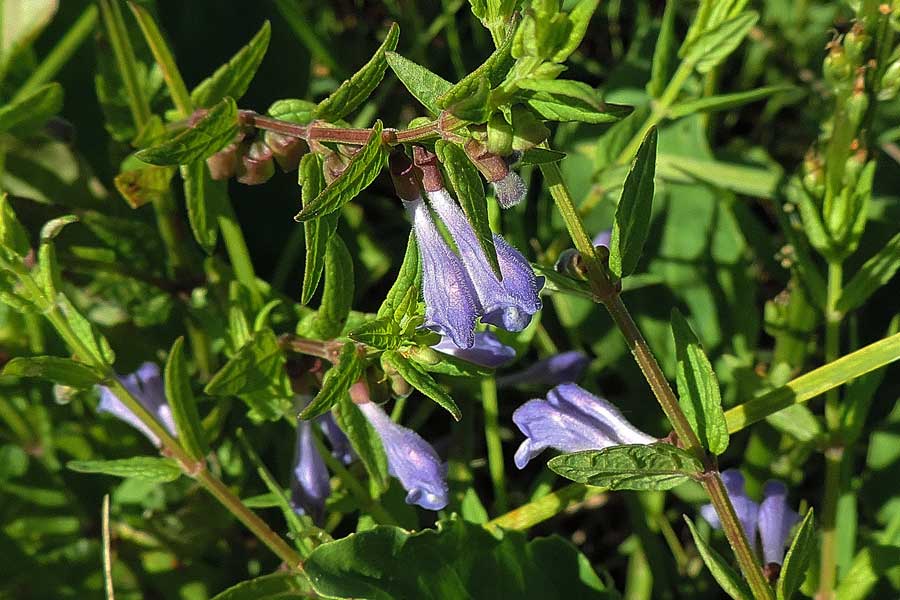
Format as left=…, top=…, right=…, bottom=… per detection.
left=609, top=126, right=657, bottom=278
left=299, top=153, right=338, bottom=304
left=301, top=343, right=364, bottom=421
left=136, top=97, right=239, bottom=166
left=548, top=443, right=703, bottom=490
left=333, top=392, right=390, bottom=491
left=377, top=233, right=421, bottom=319
left=67, top=457, right=182, bottom=483
left=1, top=356, right=103, bottom=389
left=181, top=160, right=227, bottom=254
left=777, top=509, right=815, bottom=600
left=382, top=350, right=461, bottom=420
left=310, top=236, right=354, bottom=339
left=684, top=516, right=753, bottom=600
left=386, top=52, right=452, bottom=116
left=164, top=337, right=208, bottom=460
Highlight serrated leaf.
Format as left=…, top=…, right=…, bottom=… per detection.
left=0, top=82, right=63, bottom=134
left=310, top=235, right=354, bottom=339
left=67, top=457, right=182, bottom=483
left=293, top=121, right=386, bottom=222
left=164, top=337, right=208, bottom=460
left=551, top=0, right=600, bottom=63
left=609, top=127, right=656, bottom=278
left=519, top=79, right=630, bottom=124
left=181, top=160, right=228, bottom=254
left=668, top=86, right=794, bottom=119
left=376, top=233, right=421, bottom=319
left=267, top=98, right=317, bottom=124
left=684, top=516, right=754, bottom=600
left=300, top=342, right=364, bottom=421
left=672, top=309, right=729, bottom=455
left=435, top=140, right=500, bottom=277
left=382, top=351, right=461, bottom=420
left=191, top=21, right=271, bottom=108
left=437, top=28, right=515, bottom=118
left=682, top=11, right=759, bottom=74
left=348, top=317, right=401, bottom=350
left=647, top=0, right=679, bottom=97
left=1, top=356, right=103, bottom=388
left=209, top=573, right=315, bottom=600
left=777, top=509, right=815, bottom=600
left=836, top=231, right=900, bottom=313
left=519, top=147, right=566, bottom=165
left=333, top=392, right=389, bottom=492
left=548, top=443, right=703, bottom=490
left=114, top=166, right=175, bottom=209
left=385, top=52, right=452, bottom=116
left=205, top=329, right=286, bottom=397
left=299, top=153, right=338, bottom=304
left=136, top=97, right=239, bottom=166
left=315, top=23, right=399, bottom=122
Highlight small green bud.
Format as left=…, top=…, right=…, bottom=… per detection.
left=842, top=149, right=867, bottom=188
left=846, top=89, right=869, bottom=128
left=510, top=106, right=550, bottom=151
left=878, top=60, right=900, bottom=100
left=824, top=44, right=853, bottom=90
left=487, top=113, right=514, bottom=156
left=844, top=24, right=870, bottom=66
left=407, top=345, right=440, bottom=366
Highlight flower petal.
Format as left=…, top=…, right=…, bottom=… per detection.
left=358, top=401, right=448, bottom=510
left=432, top=331, right=516, bottom=368
left=97, top=362, right=176, bottom=446
left=406, top=197, right=480, bottom=349
left=549, top=384, right=656, bottom=446
left=290, top=420, right=331, bottom=524
left=317, top=413, right=354, bottom=465
left=758, top=480, right=800, bottom=565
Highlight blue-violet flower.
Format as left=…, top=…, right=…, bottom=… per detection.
left=358, top=401, right=448, bottom=510
left=432, top=331, right=516, bottom=368
left=758, top=480, right=801, bottom=565
left=497, top=350, right=590, bottom=388
left=512, top=383, right=655, bottom=469
left=700, top=469, right=760, bottom=550
left=97, top=362, right=176, bottom=447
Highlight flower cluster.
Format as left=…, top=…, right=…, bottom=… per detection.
left=390, top=149, right=544, bottom=349
left=700, top=469, right=801, bottom=566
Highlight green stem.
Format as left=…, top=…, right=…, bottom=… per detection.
left=97, top=0, right=153, bottom=128
left=616, top=60, right=694, bottom=165
left=705, top=473, right=775, bottom=600
left=13, top=5, right=98, bottom=101
left=819, top=260, right=844, bottom=599
left=218, top=201, right=262, bottom=308
left=481, top=377, right=507, bottom=513
left=484, top=484, right=595, bottom=533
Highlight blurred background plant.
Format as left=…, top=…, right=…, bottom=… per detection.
left=0, top=1, right=898, bottom=599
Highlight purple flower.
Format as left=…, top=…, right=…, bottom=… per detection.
left=593, top=230, right=611, bottom=248
left=432, top=331, right=516, bottom=368
left=759, top=480, right=801, bottom=565
left=497, top=350, right=590, bottom=388
left=427, top=189, right=543, bottom=334
left=405, top=196, right=480, bottom=349
left=700, top=470, right=761, bottom=552
left=97, top=362, right=176, bottom=447
left=291, top=398, right=355, bottom=522
left=512, top=383, right=655, bottom=469
left=358, top=401, right=448, bottom=510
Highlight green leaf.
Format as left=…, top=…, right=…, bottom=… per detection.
left=668, top=86, right=794, bottom=119
left=300, top=342, right=364, bottom=421
left=114, top=165, right=176, bottom=209
left=385, top=52, right=452, bottom=116
left=410, top=346, right=491, bottom=377
left=36, top=214, right=78, bottom=299
left=315, top=23, right=399, bottom=122
left=682, top=11, right=759, bottom=74
left=376, top=232, right=421, bottom=319
left=551, top=0, right=600, bottom=63
left=67, top=457, right=182, bottom=483
left=833, top=545, right=900, bottom=600
left=136, top=97, right=239, bottom=166
left=349, top=317, right=401, bottom=350
left=304, top=518, right=611, bottom=600
left=434, top=140, right=500, bottom=277
left=1, top=356, right=103, bottom=389
left=310, top=235, right=354, bottom=339
left=209, top=573, right=315, bottom=600
left=437, top=29, right=515, bottom=118
left=205, top=329, right=286, bottom=397
left=548, top=443, right=703, bottom=490
left=777, top=509, right=815, bottom=600
left=647, top=0, right=679, bottom=97
left=191, top=21, right=271, bottom=108
left=684, top=516, right=753, bottom=600
left=609, top=126, right=657, bottom=278
left=381, top=350, right=461, bottom=420
left=267, top=98, right=317, bottom=124
left=0, top=194, right=30, bottom=257
left=56, top=293, right=115, bottom=365
left=836, top=231, right=900, bottom=313
left=518, top=79, right=630, bottom=124
left=293, top=121, right=386, bottom=222
left=333, top=392, right=390, bottom=492
left=181, top=160, right=228, bottom=254
left=519, top=147, right=566, bottom=165
left=164, top=337, right=208, bottom=460
left=671, top=308, right=729, bottom=455
left=0, top=82, right=63, bottom=134
left=299, top=153, right=338, bottom=304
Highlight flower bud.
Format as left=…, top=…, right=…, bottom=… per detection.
left=878, top=60, right=900, bottom=100
left=847, top=88, right=869, bottom=128
left=487, top=113, right=514, bottom=156
left=510, top=106, right=550, bottom=151
left=206, top=142, right=240, bottom=180
left=323, top=151, right=350, bottom=184
left=844, top=24, right=870, bottom=66
left=824, top=44, right=853, bottom=90
left=264, top=131, right=307, bottom=172
left=412, top=146, right=444, bottom=192
left=236, top=140, right=275, bottom=185
left=843, top=148, right=867, bottom=187
left=388, top=150, right=421, bottom=201
left=464, top=139, right=527, bottom=208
